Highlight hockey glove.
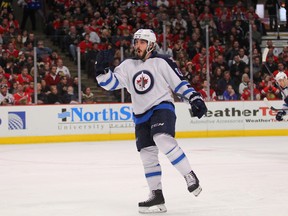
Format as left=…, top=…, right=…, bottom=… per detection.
left=276, top=110, right=286, bottom=121
left=95, top=49, right=115, bottom=77
left=189, top=92, right=207, bottom=119
left=95, top=61, right=109, bottom=77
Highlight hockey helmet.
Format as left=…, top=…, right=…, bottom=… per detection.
left=133, top=29, right=156, bottom=52
left=275, top=72, right=287, bottom=81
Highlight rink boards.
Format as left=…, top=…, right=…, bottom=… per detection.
left=0, top=101, right=287, bottom=144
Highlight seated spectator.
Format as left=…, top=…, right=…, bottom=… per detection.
left=17, top=67, right=33, bottom=85
left=85, top=42, right=100, bottom=78
left=40, top=79, right=50, bottom=93
left=77, top=33, right=93, bottom=66
left=0, top=83, right=14, bottom=105
left=44, top=65, right=61, bottom=87
left=209, top=38, right=224, bottom=59
left=262, top=54, right=277, bottom=76
left=20, top=41, right=34, bottom=57
left=5, top=42, right=19, bottom=59
left=198, top=80, right=217, bottom=101
left=239, top=73, right=250, bottom=95
left=47, top=85, right=62, bottom=104
left=50, top=51, right=61, bottom=66
left=238, top=48, right=249, bottom=65
left=71, top=76, right=86, bottom=100
left=56, top=76, right=68, bottom=98
left=56, top=58, right=71, bottom=78
left=223, top=84, right=238, bottom=100
left=225, top=40, right=240, bottom=67
left=259, top=74, right=280, bottom=100
left=216, top=14, right=232, bottom=42
left=82, top=87, right=95, bottom=104
left=7, top=13, right=19, bottom=30
left=212, top=54, right=229, bottom=73
left=217, top=71, right=237, bottom=96
left=62, top=85, right=78, bottom=104
left=230, top=54, right=247, bottom=87
left=0, top=65, right=11, bottom=85
left=13, top=83, right=32, bottom=105
left=211, top=67, right=223, bottom=97
left=32, top=82, right=48, bottom=104
left=251, top=56, right=263, bottom=84
left=190, top=74, right=202, bottom=91
left=36, top=40, right=52, bottom=62
left=240, top=82, right=261, bottom=100
left=82, top=25, right=101, bottom=44
left=64, top=25, right=81, bottom=62
left=24, top=81, right=34, bottom=97
left=272, top=62, right=288, bottom=77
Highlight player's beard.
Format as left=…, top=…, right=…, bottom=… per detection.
left=135, top=48, right=147, bottom=60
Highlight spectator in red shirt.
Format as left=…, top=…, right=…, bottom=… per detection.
left=259, top=74, right=280, bottom=100
left=44, top=65, right=61, bottom=87
left=13, top=83, right=32, bottom=105
left=240, top=82, right=261, bottom=100
left=78, top=34, right=93, bottom=54
left=0, top=18, right=9, bottom=35
left=273, top=62, right=288, bottom=77
left=5, top=42, right=19, bottom=59
left=209, top=38, right=224, bottom=59
left=17, top=67, right=33, bottom=85
left=192, top=47, right=212, bottom=65
left=198, top=80, right=217, bottom=101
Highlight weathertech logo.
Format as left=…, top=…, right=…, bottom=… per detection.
left=8, top=111, right=26, bottom=130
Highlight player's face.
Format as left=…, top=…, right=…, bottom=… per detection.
left=134, top=39, right=148, bottom=60
left=277, top=78, right=288, bottom=88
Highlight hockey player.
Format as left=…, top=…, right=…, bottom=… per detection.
left=275, top=72, right=288, bottom=121
left=95, top=29, right=207, bottom=213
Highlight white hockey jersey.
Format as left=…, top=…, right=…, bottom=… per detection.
left=96, top=52, right=196, bottom=116
left=282, top=87, right=288, bottom=109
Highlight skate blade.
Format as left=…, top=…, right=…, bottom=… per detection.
left=139, top=204, right=167, bottom=214
left=192, top=185, right=202, bottom=197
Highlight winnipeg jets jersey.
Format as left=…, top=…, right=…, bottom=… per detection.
left=282, top=87, right=288, bottom=108
left=96, top=52, right=196, bottom=115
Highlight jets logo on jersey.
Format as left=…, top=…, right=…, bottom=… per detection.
left=133, top=70, right=154, bottom=94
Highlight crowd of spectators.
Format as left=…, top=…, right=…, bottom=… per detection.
left=0, top=0, right=96, bottom=105
left=0, top=0, right=288, bottom=106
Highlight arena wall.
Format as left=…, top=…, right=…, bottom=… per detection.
left=0, top=101, right=287, bottom=144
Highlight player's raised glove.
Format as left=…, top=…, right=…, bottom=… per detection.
left=276, top=110, right=286, bottom=121
left=95, top=49, right=115, bottom=77
left=189, top=92, right=207, bottom=119
left=95, top=61, right=109, bottom=76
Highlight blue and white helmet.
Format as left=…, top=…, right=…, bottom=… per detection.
left=133, top=29, right=157, bottom=53
left=275, top=72, right=287, bottom=81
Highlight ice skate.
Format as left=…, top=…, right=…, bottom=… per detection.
left=184, top=170, right=202, bottom=196
left=138, top=189, right=167, bottom=214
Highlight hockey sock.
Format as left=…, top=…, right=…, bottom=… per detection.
left=140, top=146, right=162, bottom=192
left=153, top=133, right=192, bottom=176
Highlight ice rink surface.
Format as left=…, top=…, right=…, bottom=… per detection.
left=0, top=136, right=288, bottom=216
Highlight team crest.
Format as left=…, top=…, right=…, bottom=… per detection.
left=133, top=70, right=154, bottom=94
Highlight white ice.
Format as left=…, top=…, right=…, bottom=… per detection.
left=0, top=136, right=288, bottom=216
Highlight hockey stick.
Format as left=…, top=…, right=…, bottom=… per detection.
left=263, top=97, right=288, bottom=111
left=174, top=92, right=190, bottom=102
left=174, top=93, right=206, bottom=118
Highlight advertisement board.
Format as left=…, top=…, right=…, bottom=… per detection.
left=0, top=101, right=287, bottom=144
